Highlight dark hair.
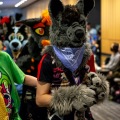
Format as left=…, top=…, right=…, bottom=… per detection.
left=111, top=43, right=119, bottom=53
left=87, top=22, right=91, bottom=26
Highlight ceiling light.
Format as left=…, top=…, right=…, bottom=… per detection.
left=0, top=1, right=3, bottom=5
left=15, top=0, right=27, bottom=7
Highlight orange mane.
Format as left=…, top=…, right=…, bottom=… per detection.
left=41, top=10, right=52, bottom=26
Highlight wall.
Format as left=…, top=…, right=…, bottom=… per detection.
left=0, top=8, right=22, bottom=18
left=22, top=0, right=48, bottom=19
left=87, top=0, right=101, bottom=28
left=101, top=0, right=120, bottom=63
left=22, top=0, right=79, bottom=19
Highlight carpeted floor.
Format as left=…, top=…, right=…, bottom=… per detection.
left=91, top=100, right=120, bottom=120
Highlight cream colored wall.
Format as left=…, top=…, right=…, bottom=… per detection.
left=23, top=0, right=77, bottom=19
left=101, top=0, right=120, bottom=54
left=23, top=0, right=49, bottom=19
left=101, top=0, right=120, bottom=63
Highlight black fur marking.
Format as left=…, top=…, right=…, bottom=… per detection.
left=49, top=0, right=64, bottom=18
left=91, top=74, right=96, bottom=79
left=19, top=25, right=28, bottom=40
left=61, top=5, right=80, bottom=26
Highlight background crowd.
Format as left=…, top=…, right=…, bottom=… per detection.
left=86, top=22, right=120, bottom=103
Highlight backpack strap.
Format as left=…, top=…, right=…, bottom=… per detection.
left=63, top=67, right=76, bottom=85
left=63, top=66, right=87, bottom=85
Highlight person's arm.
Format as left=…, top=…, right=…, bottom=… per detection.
left=24, top=75, right=37, bottom=87
left=104, top=54, right=120, bottom=70
left=36, top=80, right=52, bottom=107
left=36, top=54, right=53, bottom=107
left=5, top=51, right=37, bottom=87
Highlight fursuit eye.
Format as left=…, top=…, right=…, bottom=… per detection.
left=17, top=35, right=24, bottom=41
left=9, top=34, right=15, bottom=41
left=35, top=28, right=44, bottom=35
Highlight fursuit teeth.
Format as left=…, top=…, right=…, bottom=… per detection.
left=50, top=72, right=109, bottom=116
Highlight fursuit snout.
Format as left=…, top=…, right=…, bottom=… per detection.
left=10, top=38, right=22, bottom=52
left=67, top=22, right=86, bottom=45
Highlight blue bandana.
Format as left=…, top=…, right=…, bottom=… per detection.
left=53, top=45, right=85, bottom=72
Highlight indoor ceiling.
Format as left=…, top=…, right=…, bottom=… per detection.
left=0, top=0, right=38, bottom=9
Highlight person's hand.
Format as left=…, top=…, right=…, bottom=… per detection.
left=101, top=64, right=105, bottom=69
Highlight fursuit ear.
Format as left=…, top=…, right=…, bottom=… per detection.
left=15, top=18, right=41, bottom=27
left=48, top=0, right=64, bottom=19
left=76, top=0, right=95, bottom=16
left=19, top=24, right=26, bottom=32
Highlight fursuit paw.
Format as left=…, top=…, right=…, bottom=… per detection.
left=72, top=85, right=96, bottom=111
left=84, top=72, right=109, bottom=103
left=50, top=86, right=77, bottom=116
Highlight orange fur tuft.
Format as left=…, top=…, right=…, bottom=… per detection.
left=41, top=40, right=51, bottom=47
left=41, top=10, right=52, bottom=26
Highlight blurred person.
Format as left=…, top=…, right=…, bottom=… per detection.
left=86, top=22, right=91, bottom=31
left=0, top=51, right=37, bottom=120
left=106, top=44, right=120, bottom=102
left=107, top=62, right=120, bottom=103
left=86, top=22, right=98, bottom=47
left=86, top=22, right=92, bottom=44
left=119, top=43, right=120, bottom=53
left=86, top=22, right=99, bottom=67
left=89, top=28, right=98, bottom=44
left=0, top=26, right=4, bottom=40
left=0, top=40, right=3, bottom=50
left=94, top=28, right=101, bottom=66
left=101, top=42, right=120, bottom=71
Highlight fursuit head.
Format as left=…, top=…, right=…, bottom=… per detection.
left=42, top=0, right=109, bottom=117
left=3, top=25, right=28, bottom=59
left=15, top=10, right=51, bottom=76
left=16, top=10, right=51, bottom=53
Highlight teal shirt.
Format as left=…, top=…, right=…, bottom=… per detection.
left=0, top=51, right=25, bottom=118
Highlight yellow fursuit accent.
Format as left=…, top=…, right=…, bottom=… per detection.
left=0, top=86, right=8, bottom=120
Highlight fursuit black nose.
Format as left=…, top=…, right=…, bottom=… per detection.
left=75, top=29, right=84, bottom=39
left=12, top=42, right=19, bottom=48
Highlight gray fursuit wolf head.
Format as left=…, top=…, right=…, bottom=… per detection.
left=48, top=0, right=95, bottom=48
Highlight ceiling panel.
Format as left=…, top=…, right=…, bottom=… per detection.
left=0, top=0, right=37, bottom=9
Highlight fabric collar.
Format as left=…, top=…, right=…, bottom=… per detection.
left=53, top=45, right=85, bottom=72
